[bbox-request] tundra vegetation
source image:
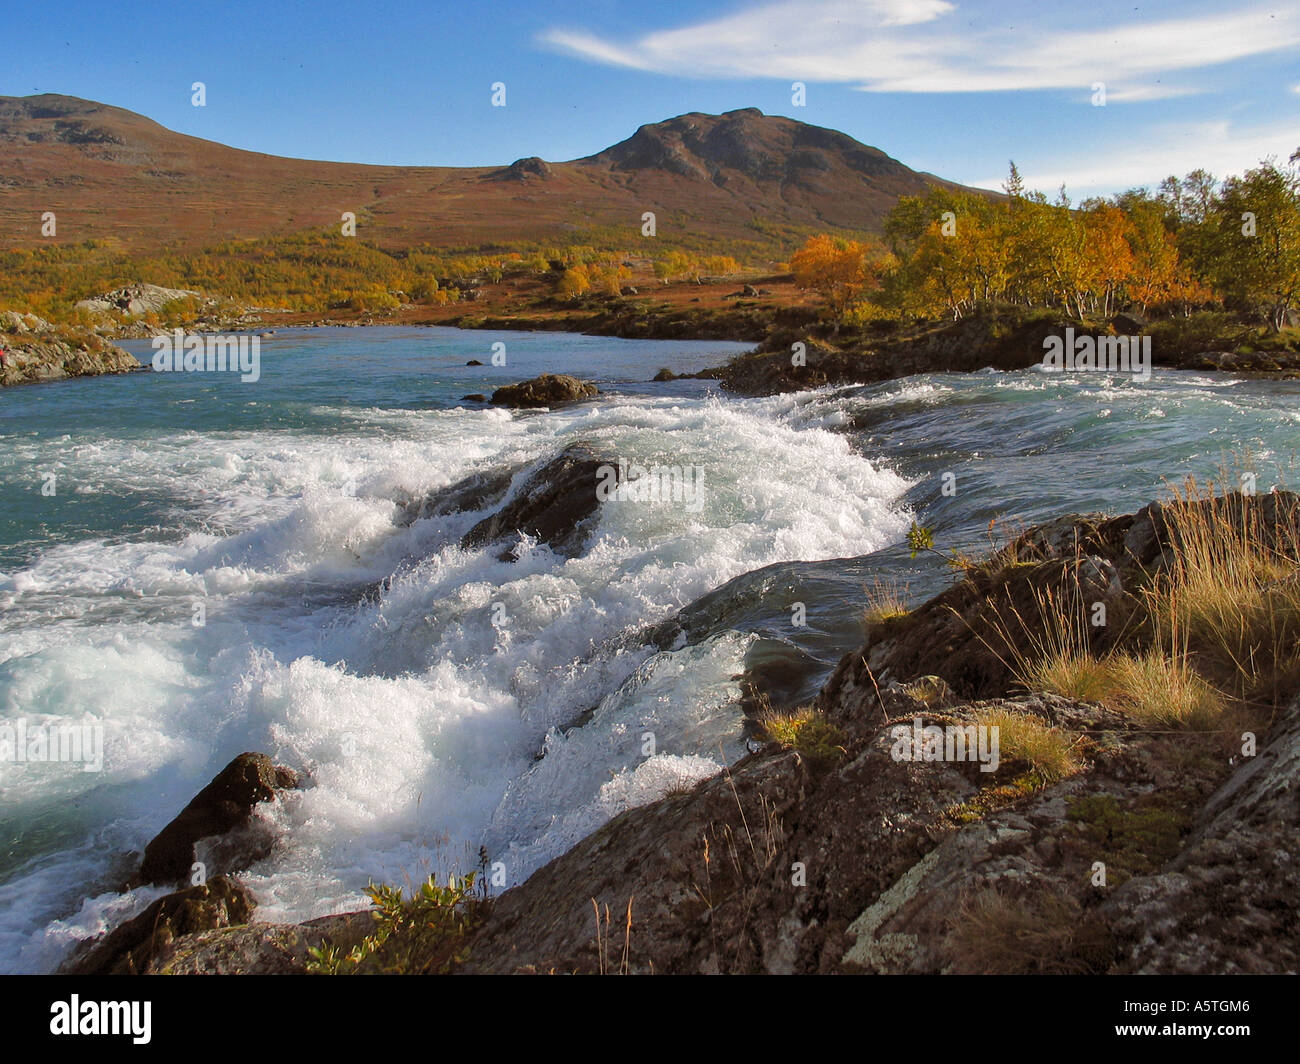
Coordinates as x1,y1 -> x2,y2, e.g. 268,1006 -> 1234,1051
3,159 -> 1297,351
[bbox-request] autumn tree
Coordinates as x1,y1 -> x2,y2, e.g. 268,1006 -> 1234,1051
1080,202 -> 1135,317
558,262 -> 592,299
791,234 -> 880,315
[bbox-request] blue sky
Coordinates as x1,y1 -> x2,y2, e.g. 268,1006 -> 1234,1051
8,0 -> 1299,197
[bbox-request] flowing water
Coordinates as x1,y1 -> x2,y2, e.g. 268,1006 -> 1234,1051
2,325 -> 1297,972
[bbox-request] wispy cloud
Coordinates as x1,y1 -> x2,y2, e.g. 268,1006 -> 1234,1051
972,118 -> 1300,196
542,1 -> 1300,101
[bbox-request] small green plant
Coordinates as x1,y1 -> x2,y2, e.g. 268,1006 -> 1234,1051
906,522 -> 936,556
307,872 -> 485,975
906,522 -> 977,573
1066,794 -> 1188,881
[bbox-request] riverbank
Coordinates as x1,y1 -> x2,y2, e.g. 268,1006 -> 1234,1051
195,298 -> 1300,392
16,270 -> 1300,395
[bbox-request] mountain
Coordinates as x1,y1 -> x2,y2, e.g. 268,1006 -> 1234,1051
0,94 -> 981,252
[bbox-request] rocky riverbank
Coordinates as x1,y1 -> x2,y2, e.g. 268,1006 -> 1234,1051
64,484 -> 1300,975
715,310 -> 1300,396
0,312 -> 141,387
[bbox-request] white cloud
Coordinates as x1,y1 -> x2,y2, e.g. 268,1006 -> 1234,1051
1100,85 -> 1200,103
541,1 -> 1300,101
971,118 -> 1300,196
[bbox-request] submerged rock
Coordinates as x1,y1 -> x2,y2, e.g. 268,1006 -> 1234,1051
461,441 -> 620,559
395,464 -> 519,527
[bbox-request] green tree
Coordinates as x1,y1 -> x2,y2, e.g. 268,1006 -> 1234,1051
1207,160 -> 1300,330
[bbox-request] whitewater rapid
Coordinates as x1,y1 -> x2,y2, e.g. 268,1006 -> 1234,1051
0,384 -> 911,973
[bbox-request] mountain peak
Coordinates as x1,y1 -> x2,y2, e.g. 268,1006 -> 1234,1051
582,107 -> 904,188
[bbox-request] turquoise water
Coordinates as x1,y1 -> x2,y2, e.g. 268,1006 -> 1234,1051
1,325 -> 1297,973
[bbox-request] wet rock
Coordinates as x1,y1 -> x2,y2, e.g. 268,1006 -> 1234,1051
396,465 -> 519,527
138,753 -> 299,886
461,442 -> 619,559
490,373 -> 598,408
460,752 -> 814,973
461,393 -> 487,402
64,876 -> 255,975
146,911 -> 372,975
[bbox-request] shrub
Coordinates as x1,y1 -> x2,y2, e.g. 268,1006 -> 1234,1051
306,873 -> 485,975
1144,311 -> 1248,358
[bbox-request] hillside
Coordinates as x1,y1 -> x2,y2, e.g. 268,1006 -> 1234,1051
0,94 -> 981,253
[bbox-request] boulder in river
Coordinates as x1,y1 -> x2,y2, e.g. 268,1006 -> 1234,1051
490,373 -> 598,408
461,441 -> 620,559
138,752 -> 300,886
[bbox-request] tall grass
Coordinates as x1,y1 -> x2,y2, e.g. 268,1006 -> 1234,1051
1144,481 -> 1300,708
982,583 -> 1115,703
971,705 -> 1083,783
972,478 -> 1299,732
861,577 -> 910,629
